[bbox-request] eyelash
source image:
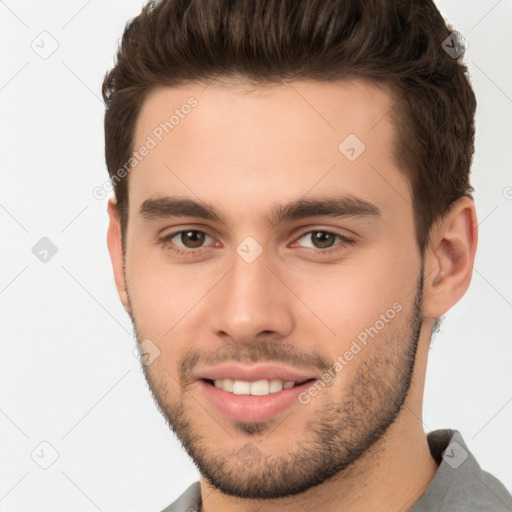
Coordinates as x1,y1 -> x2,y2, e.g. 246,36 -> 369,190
159,229 -> 355,257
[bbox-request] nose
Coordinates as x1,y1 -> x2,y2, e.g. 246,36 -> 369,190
208,246 -> 295,345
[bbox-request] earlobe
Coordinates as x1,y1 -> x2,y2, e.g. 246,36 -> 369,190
106,198 -> 130,312
422,196 -> 478,319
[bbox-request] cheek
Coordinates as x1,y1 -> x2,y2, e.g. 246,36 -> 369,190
287,245 -> 418,355
125,245 -> 213,338
126,258 -> 210,382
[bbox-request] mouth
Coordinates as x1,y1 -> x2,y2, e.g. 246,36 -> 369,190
192,363 -> 320,423
203,377 -> 315,396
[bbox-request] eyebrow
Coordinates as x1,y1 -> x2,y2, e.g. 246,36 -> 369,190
139,194 -> 381,228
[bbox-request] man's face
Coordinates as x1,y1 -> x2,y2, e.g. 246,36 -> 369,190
119,79 -> 426,498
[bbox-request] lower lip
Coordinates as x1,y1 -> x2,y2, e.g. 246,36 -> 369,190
198,379 -> 316,423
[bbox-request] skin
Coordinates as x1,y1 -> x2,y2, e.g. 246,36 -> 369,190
107,79 -> 478,511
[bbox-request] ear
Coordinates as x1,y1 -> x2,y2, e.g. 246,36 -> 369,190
422,195 -> 478,319
107,198 -> 130,312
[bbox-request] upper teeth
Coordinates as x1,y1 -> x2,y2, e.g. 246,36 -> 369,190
213,379 -> 296,395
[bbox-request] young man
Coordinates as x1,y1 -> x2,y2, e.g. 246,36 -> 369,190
102,0 -> 511,510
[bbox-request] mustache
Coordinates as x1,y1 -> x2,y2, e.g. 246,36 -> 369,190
178,340 -> 332,384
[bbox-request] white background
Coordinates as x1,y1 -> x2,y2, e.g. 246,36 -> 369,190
0,1 -> 511,510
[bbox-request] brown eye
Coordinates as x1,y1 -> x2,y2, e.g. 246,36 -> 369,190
297,230 -> 341,249
178,230 -> 206,248
292,230 -> 355,256
309,231 -> 336,249
161,230 -> 215,253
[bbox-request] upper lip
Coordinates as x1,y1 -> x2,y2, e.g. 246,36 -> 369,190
194,363 -> 318,384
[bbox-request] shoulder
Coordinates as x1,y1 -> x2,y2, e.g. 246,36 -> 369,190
159,481 -> 202,512
412,429 -> 512,512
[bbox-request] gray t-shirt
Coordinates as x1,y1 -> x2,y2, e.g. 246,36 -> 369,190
161,429 -> 512,511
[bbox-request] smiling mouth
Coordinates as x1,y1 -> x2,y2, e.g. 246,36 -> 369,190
203,378 -> 316,396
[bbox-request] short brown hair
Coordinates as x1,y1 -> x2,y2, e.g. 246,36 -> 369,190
102,0 -> 476,254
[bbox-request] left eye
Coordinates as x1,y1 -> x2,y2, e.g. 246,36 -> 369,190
167,230 -> 215,249
294,230 -> 348,250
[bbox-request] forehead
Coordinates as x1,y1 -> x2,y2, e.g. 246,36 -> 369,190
129,79 -> 409,223
133,79 -> 395,153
